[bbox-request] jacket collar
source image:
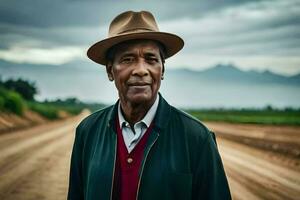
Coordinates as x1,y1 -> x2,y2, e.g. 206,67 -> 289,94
108,93 -> 171,132
153,93 -> 171,131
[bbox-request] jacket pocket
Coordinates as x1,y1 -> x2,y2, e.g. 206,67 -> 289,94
166,172 -> 192,199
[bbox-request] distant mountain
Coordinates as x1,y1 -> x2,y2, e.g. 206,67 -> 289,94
289,73 -> 300,82
1,60 -> 299,84
1,60 -> 299,87
169,64 -> 300,85
1,60 -> 300,108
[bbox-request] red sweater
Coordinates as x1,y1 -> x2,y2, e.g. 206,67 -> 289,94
113,116 -> 154,200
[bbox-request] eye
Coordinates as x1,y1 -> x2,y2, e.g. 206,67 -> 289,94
121,56 -> 134,64
146,56 -> 159,63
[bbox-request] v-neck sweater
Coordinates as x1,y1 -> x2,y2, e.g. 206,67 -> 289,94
113,115 -> 154,200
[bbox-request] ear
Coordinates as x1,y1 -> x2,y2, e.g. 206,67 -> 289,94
106,62 -> 114,81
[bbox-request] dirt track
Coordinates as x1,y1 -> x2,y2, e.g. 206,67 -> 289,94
0,112 -> 87,200
0,113 -> 299,200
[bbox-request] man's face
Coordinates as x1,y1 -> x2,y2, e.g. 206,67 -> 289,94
106,40 -> 164,106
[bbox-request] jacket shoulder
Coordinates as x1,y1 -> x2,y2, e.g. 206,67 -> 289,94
76,105 -> 114,132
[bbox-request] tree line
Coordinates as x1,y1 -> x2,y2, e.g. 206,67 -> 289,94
0,77 -> 38,101
0,77 -> 105,118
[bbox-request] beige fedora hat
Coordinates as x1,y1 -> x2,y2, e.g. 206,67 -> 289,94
87,10 -> 184,65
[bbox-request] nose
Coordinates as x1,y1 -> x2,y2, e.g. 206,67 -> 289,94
132,59 -> 149,77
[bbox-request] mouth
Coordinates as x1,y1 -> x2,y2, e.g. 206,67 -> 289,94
127,82 -> 151,87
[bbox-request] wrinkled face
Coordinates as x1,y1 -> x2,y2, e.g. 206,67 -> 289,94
106,40 -> 164,106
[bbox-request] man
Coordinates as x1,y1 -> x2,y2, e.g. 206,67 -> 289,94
68,10 -> 231,200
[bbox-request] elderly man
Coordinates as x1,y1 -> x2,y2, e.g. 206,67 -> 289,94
68,11 -> 231,200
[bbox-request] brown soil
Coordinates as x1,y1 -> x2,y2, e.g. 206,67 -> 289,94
0,115 -> 299,200
0,110 -> 48,134
0,110 -> 90,200
206,122 -> 300,158
219,138 -> 300,200
206,122 -> 300,200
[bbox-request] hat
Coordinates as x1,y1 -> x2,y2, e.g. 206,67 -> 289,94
87,10 -> 184,65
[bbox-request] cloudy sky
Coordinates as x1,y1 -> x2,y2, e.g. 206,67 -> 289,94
0,0 -> 300,75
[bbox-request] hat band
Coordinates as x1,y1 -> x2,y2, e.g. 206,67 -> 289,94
117,28 -> 155,35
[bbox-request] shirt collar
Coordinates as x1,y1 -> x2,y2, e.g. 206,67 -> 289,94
118,95 -> 160,128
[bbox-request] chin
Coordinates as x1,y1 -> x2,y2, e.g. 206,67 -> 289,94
127,93 -> 152,104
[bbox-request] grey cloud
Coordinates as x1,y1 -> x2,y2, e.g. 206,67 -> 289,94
174,1 -> 300,57
186,24 -> 300,51
1,0 -> 299,74
0,0 -> 262,28
0,23 -> 105,49
0,0 -> 286,50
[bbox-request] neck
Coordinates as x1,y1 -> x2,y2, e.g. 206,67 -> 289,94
120,95 -> 157,126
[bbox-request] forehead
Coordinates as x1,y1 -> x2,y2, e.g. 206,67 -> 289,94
113,40 -> 161,56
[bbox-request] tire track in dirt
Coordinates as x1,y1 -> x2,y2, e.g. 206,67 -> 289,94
218,138 -> 300,200
0,112 -> 88,200
206,122 -> 300,158
0,126 -> 75,199
1,113 -> 299,200
0,123 -> 75,175
2,133 -> 73,200
225,174 -> 261,200
0,117 -> 79,150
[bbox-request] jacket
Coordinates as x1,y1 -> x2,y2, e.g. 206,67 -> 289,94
68,94 -> 231,200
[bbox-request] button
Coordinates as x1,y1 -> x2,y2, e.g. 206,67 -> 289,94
127,158 -> 133,164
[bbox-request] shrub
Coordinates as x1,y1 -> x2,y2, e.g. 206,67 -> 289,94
3,90 -> 25,115
3,78 -> 38,101
27,102 -> 59,119
0,96 -> 5,110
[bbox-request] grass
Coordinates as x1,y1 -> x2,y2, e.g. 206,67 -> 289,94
26,101 -> 63,119
187,109 -> 300,126
0,87 -> 25,115
26,100 -> 105,120
0,87 -> 105,120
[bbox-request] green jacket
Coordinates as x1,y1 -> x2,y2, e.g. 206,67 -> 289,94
68,94 -> 231,200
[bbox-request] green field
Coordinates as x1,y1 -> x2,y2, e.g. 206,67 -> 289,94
187,109 -> 300,126
26,100 -> 105,119
2,84 -> 300,125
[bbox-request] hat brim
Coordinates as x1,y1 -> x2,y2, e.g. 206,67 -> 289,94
87,31 -> 184,65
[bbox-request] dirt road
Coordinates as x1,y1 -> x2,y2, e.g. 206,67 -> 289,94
206,122 -> 300,200
0,112 -> 87,200
0,113 -> 299,200
219,139 -> 300,200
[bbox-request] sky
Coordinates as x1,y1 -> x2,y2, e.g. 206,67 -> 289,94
0,0 -> 300,75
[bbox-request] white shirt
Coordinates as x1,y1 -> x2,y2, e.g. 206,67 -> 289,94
118,95 -> 159,153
